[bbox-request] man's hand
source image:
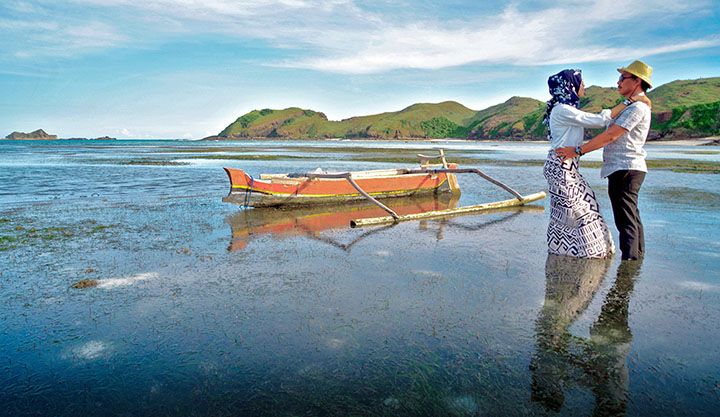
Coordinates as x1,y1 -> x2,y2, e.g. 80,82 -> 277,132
555,147 -> 577,160
555,125 -> 628,161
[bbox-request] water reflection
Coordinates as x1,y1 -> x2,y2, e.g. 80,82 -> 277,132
226,194 -> 460,251
532,255 -> 642,415
226,195 -> 542,252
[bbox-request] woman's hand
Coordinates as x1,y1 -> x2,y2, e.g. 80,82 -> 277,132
555,147 -> 577,160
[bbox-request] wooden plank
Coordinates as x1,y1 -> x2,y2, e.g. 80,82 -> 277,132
259,173 -> 287,179
342,169 -> 403,178
350,191 -> 546,228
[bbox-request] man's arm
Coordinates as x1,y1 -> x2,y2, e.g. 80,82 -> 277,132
555,124 -> 629,159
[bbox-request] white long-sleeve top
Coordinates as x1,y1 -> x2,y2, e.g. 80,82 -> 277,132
548,103 -> 613,149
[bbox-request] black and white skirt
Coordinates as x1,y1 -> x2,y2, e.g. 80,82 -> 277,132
544,151 -> 615,258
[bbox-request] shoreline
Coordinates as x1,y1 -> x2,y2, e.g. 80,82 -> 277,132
4,136 -> 718,145
646,137 -> 718,146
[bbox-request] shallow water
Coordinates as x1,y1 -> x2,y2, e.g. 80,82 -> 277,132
1,139 -> 719,416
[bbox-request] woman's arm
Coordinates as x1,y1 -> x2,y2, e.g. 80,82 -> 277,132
555,124 -> 629,159
554,105 -> 612,129
632,93 -> 652,108
609,94 -> 652,118
609,102 -> 627,119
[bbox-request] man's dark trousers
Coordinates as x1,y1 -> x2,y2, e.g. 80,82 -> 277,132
608,170 -> 646,260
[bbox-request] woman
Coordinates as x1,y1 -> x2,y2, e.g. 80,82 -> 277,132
543,69 -> 633,258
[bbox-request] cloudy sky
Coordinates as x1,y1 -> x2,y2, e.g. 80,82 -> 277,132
1,0 -> 719,138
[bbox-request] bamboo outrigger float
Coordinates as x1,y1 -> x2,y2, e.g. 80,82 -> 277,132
223,150 -> 545,227
349,191 -> 545,227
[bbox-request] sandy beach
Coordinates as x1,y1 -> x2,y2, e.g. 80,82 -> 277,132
648,136 -> 719,146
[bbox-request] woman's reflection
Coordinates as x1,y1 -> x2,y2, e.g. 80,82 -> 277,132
531,255 -> 642,415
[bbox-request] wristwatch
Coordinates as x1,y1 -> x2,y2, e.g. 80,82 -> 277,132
575,146 -> 584,156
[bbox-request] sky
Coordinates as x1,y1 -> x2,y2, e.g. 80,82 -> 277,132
1,0 -> 719,139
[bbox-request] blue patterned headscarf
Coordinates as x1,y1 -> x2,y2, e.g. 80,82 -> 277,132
543,69 -> 583,127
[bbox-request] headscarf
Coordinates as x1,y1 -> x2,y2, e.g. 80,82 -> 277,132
543,69 -> 583,127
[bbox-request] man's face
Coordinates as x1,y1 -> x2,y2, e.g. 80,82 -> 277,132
617,71 -> 641,96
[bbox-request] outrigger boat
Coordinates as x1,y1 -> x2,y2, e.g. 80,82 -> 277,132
223,150 -> 545,227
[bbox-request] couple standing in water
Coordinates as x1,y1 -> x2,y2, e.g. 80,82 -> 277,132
544,60 -> 653,261
537,61 -> 652,412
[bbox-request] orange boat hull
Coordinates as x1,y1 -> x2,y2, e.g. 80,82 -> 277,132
223,165 -> 459,207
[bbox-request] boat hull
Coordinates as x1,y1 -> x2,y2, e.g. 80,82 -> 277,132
223,166 -> 459,207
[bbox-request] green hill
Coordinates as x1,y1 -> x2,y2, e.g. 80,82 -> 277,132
466,97 -> 545,140
218,108 -> 330,139
647,77 -> 720,112
579,86 -> 623,112
213,101 -> 477,140
645,78 -> 720,139
334,101 -> 476,139
209,77 -> 720,141
651,100 -> 720,138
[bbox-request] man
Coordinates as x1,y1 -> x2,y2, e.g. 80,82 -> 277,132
556,60 -> 653,260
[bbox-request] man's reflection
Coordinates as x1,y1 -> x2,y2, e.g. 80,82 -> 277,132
586,260 -> 642,416
531,255 -> 643,415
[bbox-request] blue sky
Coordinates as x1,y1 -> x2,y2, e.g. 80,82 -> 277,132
1,0 -> 719,139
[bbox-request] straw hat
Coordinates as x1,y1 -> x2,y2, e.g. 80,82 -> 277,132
617,60 -> 653,87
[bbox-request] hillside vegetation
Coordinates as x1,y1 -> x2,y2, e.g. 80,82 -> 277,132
208,77 -> 720,141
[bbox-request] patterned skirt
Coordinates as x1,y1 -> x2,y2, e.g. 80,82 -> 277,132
544,151 -> 615,258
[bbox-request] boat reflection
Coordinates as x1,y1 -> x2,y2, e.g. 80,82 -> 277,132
531,256 -> 643,415
226,193 -> 461,252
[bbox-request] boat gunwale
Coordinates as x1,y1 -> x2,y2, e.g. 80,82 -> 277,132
229,179 -> 449,198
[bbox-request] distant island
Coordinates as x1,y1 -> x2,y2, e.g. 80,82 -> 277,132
5,129 -> 58,140
205,77 -> 720,141
3,130 -> 116,141
63,136 -> 117,141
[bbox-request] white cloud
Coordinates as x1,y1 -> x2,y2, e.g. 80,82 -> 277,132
279,3 -> 720,73
2,0 -> 717,72
541,37 -> 720,66
1,17 -> 126,58
0,18 -> 59,31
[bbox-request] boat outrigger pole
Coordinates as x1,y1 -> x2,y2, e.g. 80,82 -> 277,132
399,167 -> 524,200
302,171 -> 401,220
